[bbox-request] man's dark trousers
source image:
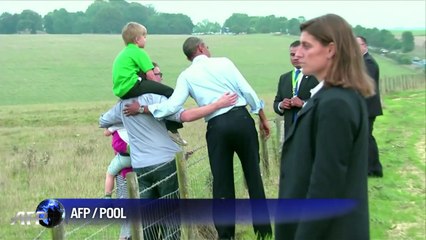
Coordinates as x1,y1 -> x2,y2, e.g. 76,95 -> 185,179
368,117 -> 383,177
206,107 -> 272,239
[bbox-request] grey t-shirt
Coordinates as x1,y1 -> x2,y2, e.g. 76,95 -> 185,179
99,94 -> 183,168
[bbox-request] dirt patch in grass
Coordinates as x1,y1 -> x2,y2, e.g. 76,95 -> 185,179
399,164 -> 425,195
388,222 -> 420,240
415,137 -> 425,164
389,136 -> 426,239
397,136 -> 426,195
414,136 -> 426,191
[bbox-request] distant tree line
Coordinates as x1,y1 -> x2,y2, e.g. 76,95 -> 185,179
0,0 -> 193,34
0,0 -> 415,53
353,25 -> 415,53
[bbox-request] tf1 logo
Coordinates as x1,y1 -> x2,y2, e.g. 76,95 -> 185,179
10,211 -> 47,225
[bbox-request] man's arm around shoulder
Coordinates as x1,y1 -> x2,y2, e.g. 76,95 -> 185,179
180,93 -> 238,122
124,92 -> 238,123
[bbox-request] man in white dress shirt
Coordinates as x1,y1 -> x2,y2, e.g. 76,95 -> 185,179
124,37 -> 272,240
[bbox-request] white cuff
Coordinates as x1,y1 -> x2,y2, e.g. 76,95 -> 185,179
277,101 -> 285,113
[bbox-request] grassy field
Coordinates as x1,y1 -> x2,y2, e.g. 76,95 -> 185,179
0,34 -> 422,106
0,34 -> 425,239
368,90 -> 425,239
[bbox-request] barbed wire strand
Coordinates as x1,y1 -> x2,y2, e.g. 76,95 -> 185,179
136,162 -> 170,180
139,171 -> 177,194
32,228 -> 46,240
35,133 -> 269,239
187,154 -> 209,168
84,222 -> 115,240
64,219 -> 95,237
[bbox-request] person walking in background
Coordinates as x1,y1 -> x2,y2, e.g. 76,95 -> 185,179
357,36 -> 384,178
273,40 -> 318,137
275,14 -> 375,240
124,36 -> 272,240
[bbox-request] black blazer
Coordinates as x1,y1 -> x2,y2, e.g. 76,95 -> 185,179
364,52 -> 383,117
273,71 -> 318,135
276,86 -> 370,240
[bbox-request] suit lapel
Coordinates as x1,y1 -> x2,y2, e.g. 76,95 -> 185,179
298,76 -> 317,98
284,98 -> 315,142
297,97 -> 315,119
283,73 -> 293,97
284,87 -> 324,142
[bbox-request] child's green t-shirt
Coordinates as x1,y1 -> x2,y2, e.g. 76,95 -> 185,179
112,43 -> 154,97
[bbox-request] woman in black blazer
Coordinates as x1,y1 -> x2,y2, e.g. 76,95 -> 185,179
275,14 -> 375,240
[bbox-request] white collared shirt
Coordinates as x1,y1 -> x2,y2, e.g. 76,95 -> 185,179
298,81 -> 324,108
277,68 -> 307,113
148,55 -> 264,121
310,81 -> 324,98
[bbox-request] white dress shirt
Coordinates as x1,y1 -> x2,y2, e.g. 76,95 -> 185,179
148,55 -> 264,121
276,68 -> 305,113
310,80 -> 324,97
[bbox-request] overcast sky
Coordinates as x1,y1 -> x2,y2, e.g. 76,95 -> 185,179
1,1 -> 425,30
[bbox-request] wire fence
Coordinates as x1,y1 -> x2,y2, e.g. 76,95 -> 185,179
32,117 -> 281,240
380,74 -> 425,95
32,74 -> 424,239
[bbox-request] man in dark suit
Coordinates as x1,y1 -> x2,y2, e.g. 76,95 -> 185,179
357,36 -> 384,177
273,40 -> 319,137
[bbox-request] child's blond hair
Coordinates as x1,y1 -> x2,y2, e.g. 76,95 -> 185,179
121,22 -> 147,45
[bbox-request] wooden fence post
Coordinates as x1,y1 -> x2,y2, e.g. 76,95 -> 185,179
51,222 -> 65,240
387,76 -> 391,94
381,77 -> 387,95
126,172 -> 143,240
403,75 -> 408,90
391,76 -> 395,93
259,134 -> 270,178
274,116 -> 283,163
270,125 -> 278,166
382,74 -> 426,96
176,151 -> 189,199
394,76 -> 398,92
175,151 -> 194,240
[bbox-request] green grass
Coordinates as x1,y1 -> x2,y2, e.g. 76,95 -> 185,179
1,91 -> 424,239
0,34 -> 424,239
0,34 -> 422,106
372,54 -> 420,76
368,90 -> 425,240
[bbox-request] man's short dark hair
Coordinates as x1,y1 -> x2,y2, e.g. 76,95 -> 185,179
183,37 -> 204,60
290,40 -> 301,48
357,36 -> 367,45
